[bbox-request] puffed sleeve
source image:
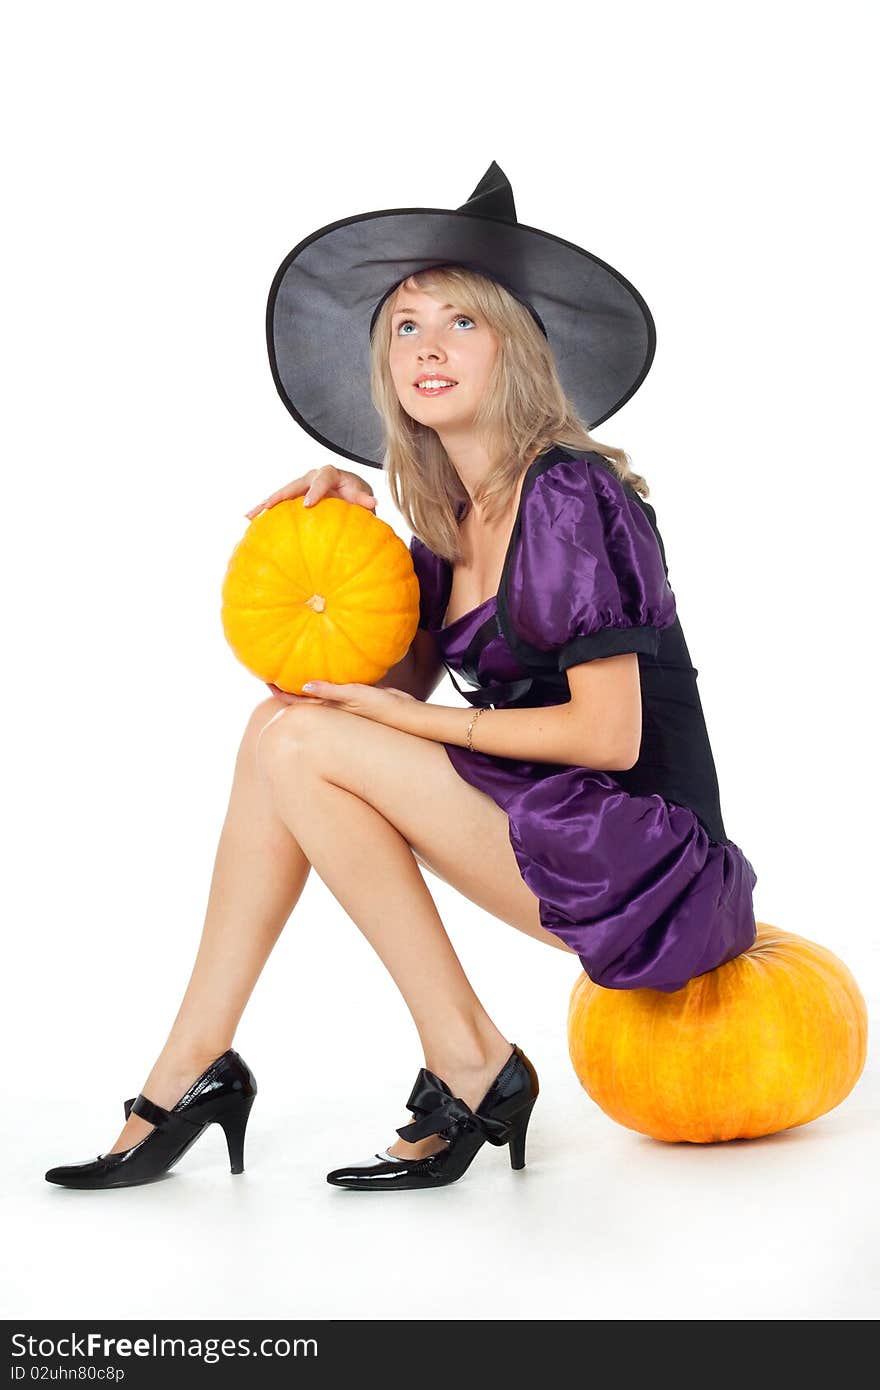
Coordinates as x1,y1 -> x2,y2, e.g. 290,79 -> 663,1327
409,533 -> 448,632
503,455 -> 677,670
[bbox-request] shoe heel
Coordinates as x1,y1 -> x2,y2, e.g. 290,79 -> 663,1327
217,1094 -> 256,1174
508,1098 -> 536,1171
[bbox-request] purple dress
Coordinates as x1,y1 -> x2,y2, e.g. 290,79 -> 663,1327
409,445 -> 758,994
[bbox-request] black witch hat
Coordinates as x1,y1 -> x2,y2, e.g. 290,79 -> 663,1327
266,161 -> 655,470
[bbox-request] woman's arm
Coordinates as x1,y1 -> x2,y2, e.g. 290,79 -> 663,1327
374,629 -> 446,702
390,653 -> 641,772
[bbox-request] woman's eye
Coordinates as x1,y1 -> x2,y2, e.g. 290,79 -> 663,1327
396,315 -> 475,336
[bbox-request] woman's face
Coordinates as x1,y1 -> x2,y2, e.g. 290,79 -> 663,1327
387,281 -> 499,432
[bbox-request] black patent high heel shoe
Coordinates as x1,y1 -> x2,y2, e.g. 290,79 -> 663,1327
44,1049 -> 257,1190
326,1043 -> 539,1191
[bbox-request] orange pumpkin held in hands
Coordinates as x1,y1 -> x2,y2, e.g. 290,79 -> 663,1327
567,921 -> 868,1143
221,497 -> 420,694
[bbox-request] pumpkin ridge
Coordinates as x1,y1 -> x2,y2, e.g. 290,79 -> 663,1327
225,597 -> 307,613
297,498 -> 373,601
328,536 -> 401,600
330,574 -> 412,604
235,537 -> 311,595
331,599 -> 417,619
291,502 -> 325,593
274,608 -> 317,685
319,611 -> 388,669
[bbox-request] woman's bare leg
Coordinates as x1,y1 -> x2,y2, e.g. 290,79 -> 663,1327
257,711 -> 520,1162
106,698 -> 305,1153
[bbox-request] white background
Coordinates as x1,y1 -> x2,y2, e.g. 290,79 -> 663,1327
3,0 -> 877,1323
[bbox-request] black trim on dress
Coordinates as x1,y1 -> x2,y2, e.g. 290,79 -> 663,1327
442,609 -> 568,709
558,625 -> 660,669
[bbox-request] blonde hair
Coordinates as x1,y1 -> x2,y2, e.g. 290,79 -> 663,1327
369,264 -> 650,563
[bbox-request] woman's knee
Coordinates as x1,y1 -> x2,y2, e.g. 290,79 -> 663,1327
236,696 -> 292,772
255,701 -> 351,782
253,699 -> 327,779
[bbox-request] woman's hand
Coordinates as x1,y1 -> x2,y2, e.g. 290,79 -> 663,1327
295,681 -> 420,726
264,682 -> 327,706
246,464 -> 378,520
264,682 -> 420,729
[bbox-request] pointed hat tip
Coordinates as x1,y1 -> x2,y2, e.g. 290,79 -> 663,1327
460,160 -> 516,222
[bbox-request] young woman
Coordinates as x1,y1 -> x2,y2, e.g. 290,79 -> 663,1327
44,168 -> 758,1192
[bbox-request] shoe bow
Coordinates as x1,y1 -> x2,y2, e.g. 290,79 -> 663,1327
395,1069 -> 511,1146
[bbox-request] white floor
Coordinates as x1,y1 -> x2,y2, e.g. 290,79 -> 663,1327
7,1023 -> 878,1321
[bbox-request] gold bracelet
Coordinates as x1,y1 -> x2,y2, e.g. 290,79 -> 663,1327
466,705 -> 490,752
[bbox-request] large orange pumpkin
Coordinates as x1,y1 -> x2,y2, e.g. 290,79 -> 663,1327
221,497 -> 420,694
567,921 -> 868,1143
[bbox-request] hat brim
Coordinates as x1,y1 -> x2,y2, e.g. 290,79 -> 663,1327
267,206 -> 655,470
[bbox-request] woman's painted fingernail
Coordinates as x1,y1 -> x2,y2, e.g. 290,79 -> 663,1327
303,682 -> 316,690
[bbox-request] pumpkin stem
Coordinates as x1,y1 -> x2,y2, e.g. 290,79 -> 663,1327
306,594 -> 327,614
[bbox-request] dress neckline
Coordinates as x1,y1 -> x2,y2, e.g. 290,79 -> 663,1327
439,592 -> 496,634
437,445 -> 558,632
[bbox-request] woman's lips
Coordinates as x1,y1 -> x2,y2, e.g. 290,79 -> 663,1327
414,382 -> 458,396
